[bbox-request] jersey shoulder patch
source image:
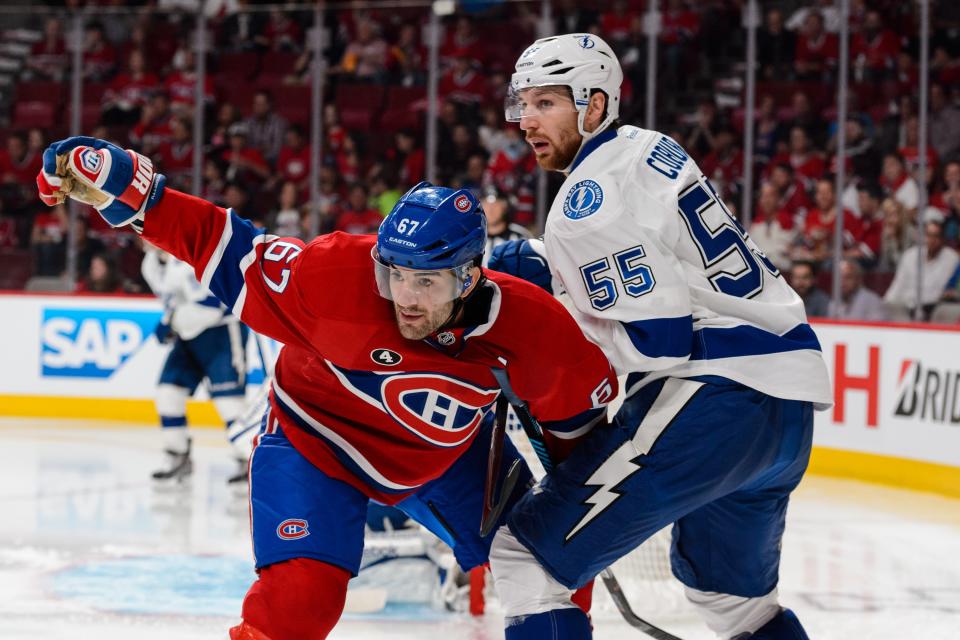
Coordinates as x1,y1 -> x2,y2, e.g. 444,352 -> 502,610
562,179 -> 605,220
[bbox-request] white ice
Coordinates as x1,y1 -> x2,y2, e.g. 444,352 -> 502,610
1,418 -> 958,639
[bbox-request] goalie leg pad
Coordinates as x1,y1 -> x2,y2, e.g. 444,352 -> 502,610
239,558 -> 350,640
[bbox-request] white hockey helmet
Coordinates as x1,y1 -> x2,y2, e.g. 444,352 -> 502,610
507,33 -> 623,138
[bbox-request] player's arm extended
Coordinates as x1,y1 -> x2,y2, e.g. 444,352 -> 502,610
36,136 -> 315,349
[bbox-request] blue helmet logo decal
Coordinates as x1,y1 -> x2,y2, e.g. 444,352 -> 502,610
563,180 -> 604,220
578,35 -> 595,49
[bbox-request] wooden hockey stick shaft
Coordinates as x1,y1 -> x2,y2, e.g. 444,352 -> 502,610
488,367 -> 683,640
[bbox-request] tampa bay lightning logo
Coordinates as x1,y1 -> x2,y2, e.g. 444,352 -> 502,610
563,180 -> 604,219
578,35 -> 595,49
330,364 -> 499,448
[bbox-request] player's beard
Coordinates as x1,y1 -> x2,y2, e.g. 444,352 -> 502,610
394,300 -> 455,340
531,126 -> 583,172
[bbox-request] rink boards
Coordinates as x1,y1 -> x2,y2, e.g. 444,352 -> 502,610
1,292 -> 958,496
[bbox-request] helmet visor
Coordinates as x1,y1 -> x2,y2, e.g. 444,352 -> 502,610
373,251 -> 473,304
504,84 -> 579,122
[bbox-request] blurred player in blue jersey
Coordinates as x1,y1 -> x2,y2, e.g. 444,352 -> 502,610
140,240 -> 252,485
488,34 -> 833,639
37,142 -> 616,640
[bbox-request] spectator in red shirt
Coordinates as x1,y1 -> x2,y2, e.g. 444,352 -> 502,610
852,10 -> 900,82
129,91 -> 173,156
221,123 -> 271,184
485,127 -> 538,225
0,131 -> 42,189
334,184 -> 382,235
165,49 -> 215,117
102,49 -> 161,126
31,202 -> 68,276
25,17 -> 67,82
848,182 -> 885,268
76,252 -> 125,293
262,8 -> 303,52
793,177 -> 862,265
156,116 -> 194,192
392,130 -> 425,188
794,10 -> 838,81
600,0 -> 637,45
439,54 -> 486,107
440,16 -> 484,66
275,125 -> 311,193
83,22 -> 116,82
660,0 -> 701,91
769,163 -> 813,220
771,127 -> 827,191
699,127 -> 743,204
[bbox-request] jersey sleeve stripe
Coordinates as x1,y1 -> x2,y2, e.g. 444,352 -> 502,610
690,323 -> 821,360
199,209 -> 233,292
205,211 -> 266,311
621,315 -> 693,359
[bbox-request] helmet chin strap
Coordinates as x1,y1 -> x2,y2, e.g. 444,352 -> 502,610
560,108 -> 616,175
431,271 -> 486,337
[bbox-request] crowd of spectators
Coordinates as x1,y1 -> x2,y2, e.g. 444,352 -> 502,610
1,1 -> 960,323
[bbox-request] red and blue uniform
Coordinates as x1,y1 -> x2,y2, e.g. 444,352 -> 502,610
141,188 -> 616,572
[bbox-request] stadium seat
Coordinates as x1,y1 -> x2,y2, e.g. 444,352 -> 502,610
334,83 -> 386,130
16,81 -> 65,106
274,85 -> 312,128
13,100 -> 57,129
0,248 -> 34,290
260,51 -> 299,77
378,85 -> 426,132
217,51 -> 260,80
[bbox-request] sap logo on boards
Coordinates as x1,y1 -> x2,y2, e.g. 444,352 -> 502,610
41,307 -> 161,378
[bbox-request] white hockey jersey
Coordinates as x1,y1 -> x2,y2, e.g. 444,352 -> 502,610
141,249 -> 233,341
545,126 -> 832,408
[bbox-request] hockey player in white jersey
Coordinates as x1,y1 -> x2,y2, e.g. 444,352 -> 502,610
488,34 -> 832,639
141,242 -> 253,485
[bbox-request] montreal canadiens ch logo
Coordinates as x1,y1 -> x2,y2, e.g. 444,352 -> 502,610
453,194 -> 472,212
277,518 -> 310,540
381,374 -> 499,447
563,180 -> 604,219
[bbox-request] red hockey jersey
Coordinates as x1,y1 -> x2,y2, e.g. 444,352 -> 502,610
143,189 -> 617,503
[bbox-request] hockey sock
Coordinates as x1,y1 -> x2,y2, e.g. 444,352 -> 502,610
504,607 -> 592,640
239,558 -> 350,640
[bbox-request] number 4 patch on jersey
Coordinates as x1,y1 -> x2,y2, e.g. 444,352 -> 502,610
371,348 -> 403,366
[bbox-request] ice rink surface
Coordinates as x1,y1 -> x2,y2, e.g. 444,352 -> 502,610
1,417 -> 958,640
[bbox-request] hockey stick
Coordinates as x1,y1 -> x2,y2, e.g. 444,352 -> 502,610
480,394 -> 523,537
489,367 -> 683,640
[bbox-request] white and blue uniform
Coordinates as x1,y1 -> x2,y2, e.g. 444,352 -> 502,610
494,127 -> 832,638
141,250 -> 249,443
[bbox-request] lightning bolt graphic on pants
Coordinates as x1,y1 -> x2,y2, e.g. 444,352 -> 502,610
565,441 -> 641,541
563,378 -> 705,543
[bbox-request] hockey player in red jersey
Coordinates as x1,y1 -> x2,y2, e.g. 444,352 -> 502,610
37,136 -> 617,640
